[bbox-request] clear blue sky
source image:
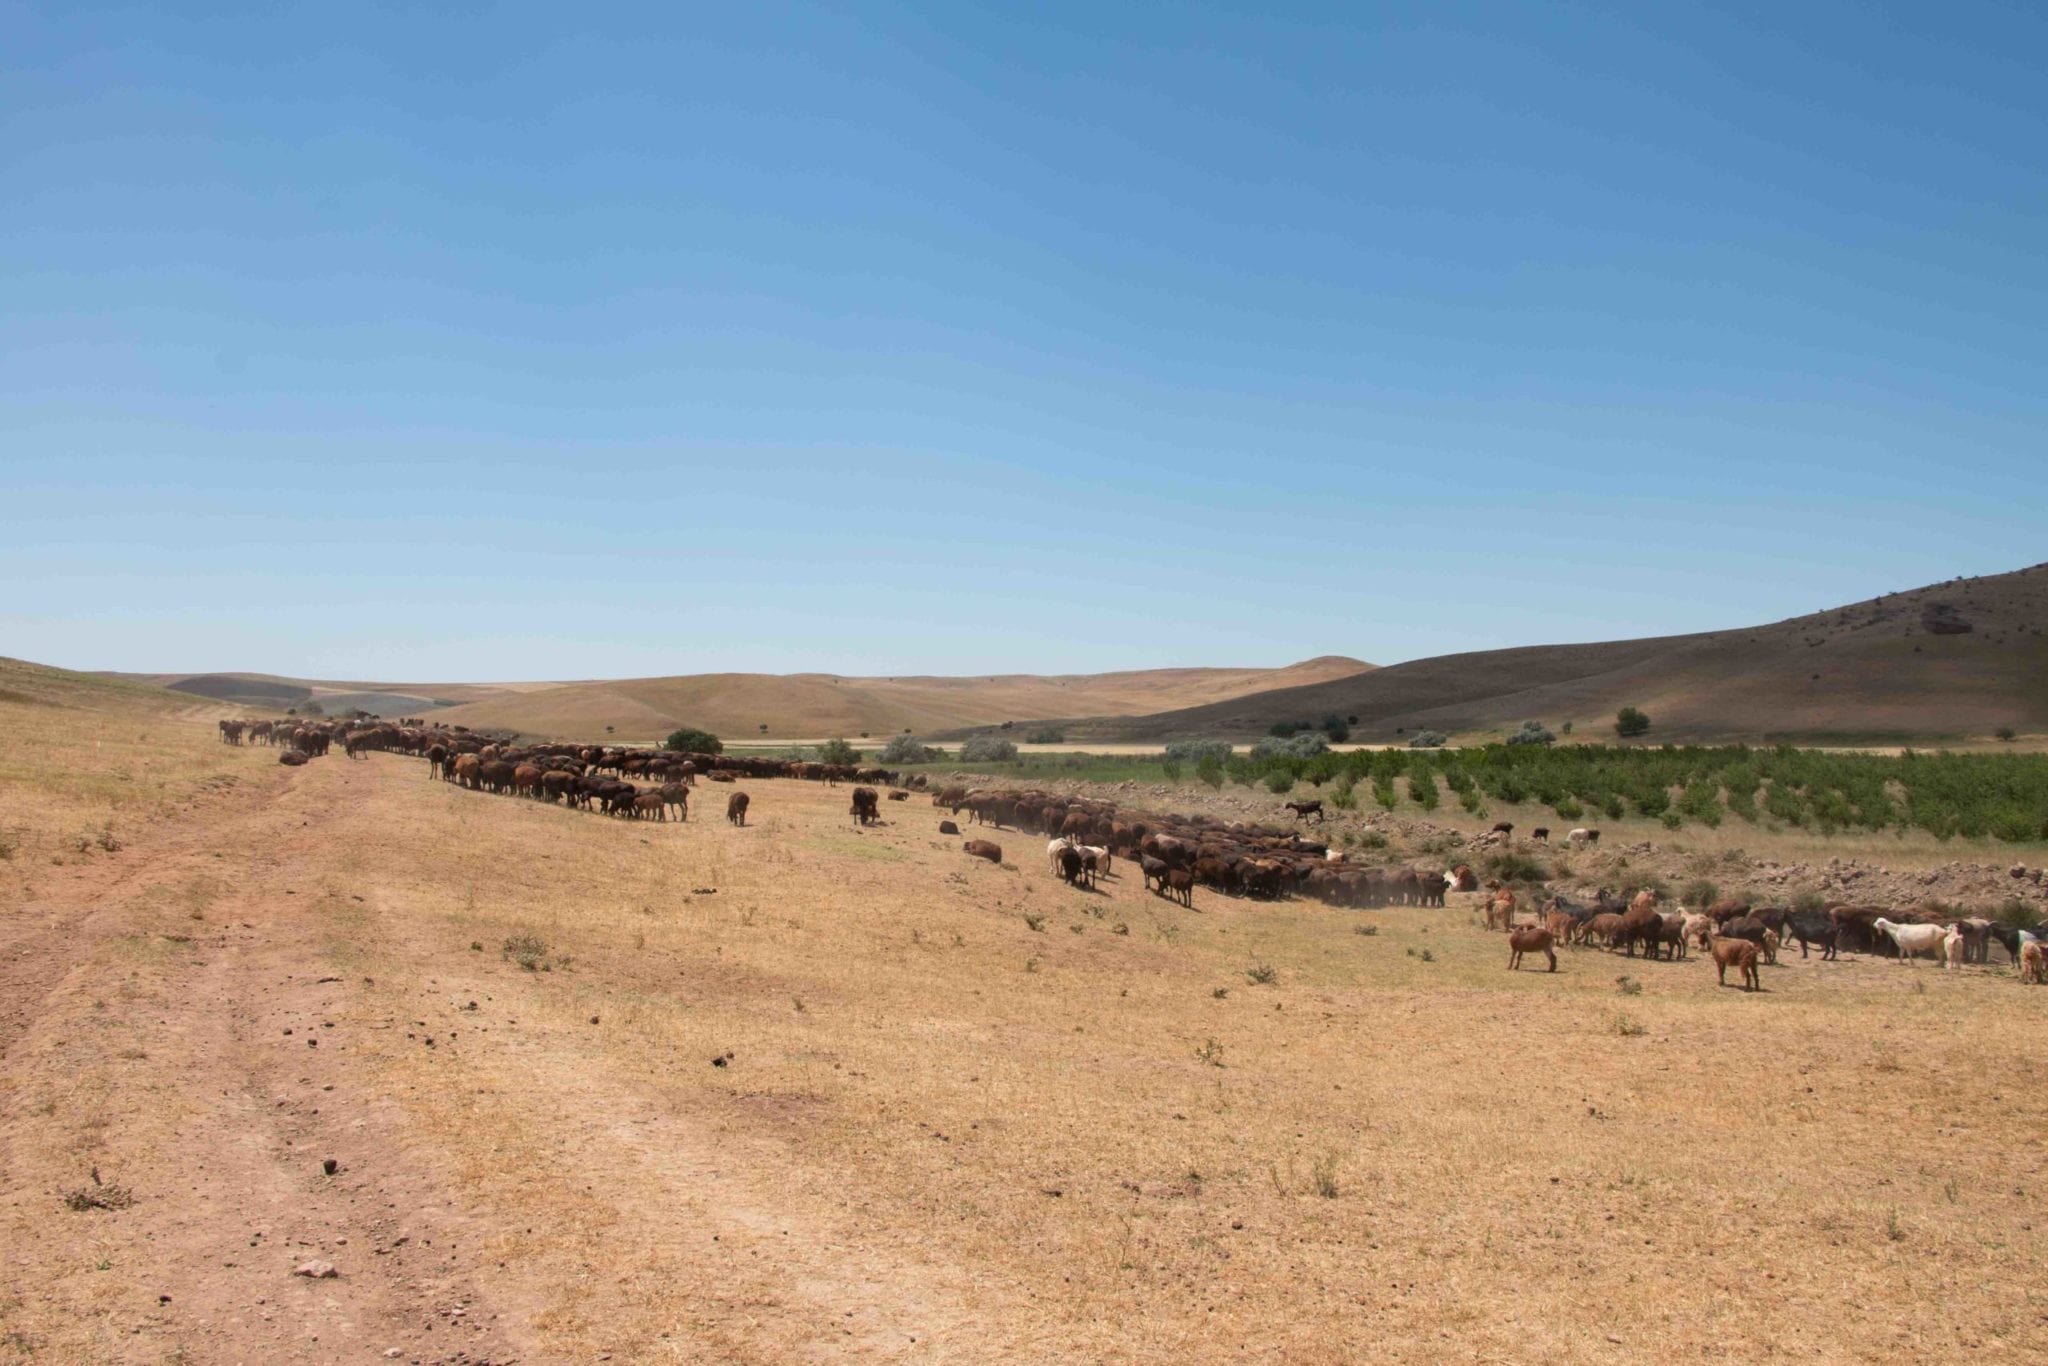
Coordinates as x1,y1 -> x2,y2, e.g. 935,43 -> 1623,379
5,1 -> 2043,681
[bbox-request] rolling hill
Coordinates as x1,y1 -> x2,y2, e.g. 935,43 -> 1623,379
1071,563 -> 2048,744
103,658 -> 1377,741
1,656 -> 235,717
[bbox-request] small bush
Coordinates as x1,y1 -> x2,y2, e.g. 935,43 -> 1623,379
1265,772 -> 1295,794
63,1183 -> 135,1212
1660,811 -> 1683,830
1408,730 -> 1447,748
1268,721 -> 1303,738
1310,1153 -> 1341,1199
1996,726 -> 2017,742
1615,975 -> 1642,996
1023,913 -> 1046,932
815,738 -> 861,765
1354,923 -> 1379,936
1615,707 -> 1651,738
1681,878 -> 1719,909
1024,726 -> 1065,744
1196,756 -> 1225,789
663,727 -> 723,755
1319,714 -> 1351,742
1506,721 -> 1556,747
0,829 -> 18,861
1246,962 -> 1278,986
1161,759 -> 1184,781
1356,830 -> 1389,850
1486,851 -> 1551,883
1252,733 -> 1329,761
1166,740 -> 1234,766
502,933 -> 549,971
1407,773 -> 1440,810
1615,1014 -> 1648,1037
1195,1037 -> 1225,1066
879,734 -> 940,764
959,736 -> 1019,763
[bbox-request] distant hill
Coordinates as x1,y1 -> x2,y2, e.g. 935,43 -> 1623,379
1074,563 -> 2048,744
424,657 -> 1375,740
97,657 -> 1376,740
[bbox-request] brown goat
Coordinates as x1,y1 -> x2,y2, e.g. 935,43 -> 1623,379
1508,925 -> 1557,972
1710,936 -> 1761,992
726,791 -> 750,826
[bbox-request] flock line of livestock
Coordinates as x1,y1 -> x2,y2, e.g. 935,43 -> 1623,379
223,719 -> 2048,987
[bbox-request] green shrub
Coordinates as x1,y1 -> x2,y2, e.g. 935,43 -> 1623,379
1505,721 -> 1555,747
1485,851 -> 1550,883
1407,773 -> 1440,810
1196,755 -> 1225,789
1166,740 -> 1234,766
878,734 -> 940,764
1615,707 -> 1651,738
815,738 -> 861,765
958,736 -> 1018,763
1681,878 -> 1718,909
1252,733 -> 1329,761
1373,776 -> 1399,810
1266,771 -> 1296,794
664,727 -> 723,754
1024,726 -> 1066,744
1409,730 -> 1447,749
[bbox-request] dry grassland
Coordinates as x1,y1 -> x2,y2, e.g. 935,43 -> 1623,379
4,701 -> 2048,1362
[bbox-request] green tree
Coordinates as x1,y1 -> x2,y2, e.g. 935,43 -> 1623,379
664,727 -> 723,754
1615,707 -> 1651,738
816,738 -> 860,765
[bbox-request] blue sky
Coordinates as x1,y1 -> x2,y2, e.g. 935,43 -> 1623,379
4,1 -> 2043,681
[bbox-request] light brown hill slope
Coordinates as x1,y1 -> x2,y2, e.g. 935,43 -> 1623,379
426,656 -> 1374,740
1077,564 -> 2048,743
1,656 -> 232,718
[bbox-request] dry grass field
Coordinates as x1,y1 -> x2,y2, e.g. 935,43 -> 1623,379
5,679 -> 2048,1362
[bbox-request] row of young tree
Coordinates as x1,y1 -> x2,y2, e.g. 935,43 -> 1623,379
1199,741 -> 2048,842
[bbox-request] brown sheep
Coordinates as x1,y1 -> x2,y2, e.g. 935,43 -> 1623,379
963,839 -> 1002,864
726,791 -> 750,826
1508,925 -> 1556,972
1710,936 -> 1761,991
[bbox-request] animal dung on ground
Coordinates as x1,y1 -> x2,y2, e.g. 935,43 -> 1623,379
711,1051 -> 734,1068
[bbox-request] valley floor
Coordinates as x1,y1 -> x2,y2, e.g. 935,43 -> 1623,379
3,718 -> 2047,1362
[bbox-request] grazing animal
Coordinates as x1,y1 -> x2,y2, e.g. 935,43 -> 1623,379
2020,940 -> 2048,985
1786,910 -> 1839,960
1141,855 -> 1171,895
1485,888 -> 1517,932
1761,928 -> 1780,966
1417,871 -> 1450,907
278,749 -> 308,767
726,791 -> 751,826
963,839 -> 1002,864
1544,909 -> 1574,945
659,783 -> 689,820
1058,846 -> 1087,886
1566,827 -> 1600,846
850,786 -> 880,826
1448,864 -> 1478,892
1165,867 -> 1194,908
1076,844 -> 1112,878
1873,917 -> 1947,964
1507,925 -> 1557,972
1530,827 -> 1550,843
1490,822 -> 1515,839
1710,937 -> 1761,991
1584,912 -> 1625,947
1046,838 -> 1077,876
219,719 -> 244,745
938,819 -> 960,835
1284,800 -> 1325,824
1943,925 -> 1965,972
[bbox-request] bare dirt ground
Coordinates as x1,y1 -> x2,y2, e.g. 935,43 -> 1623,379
6,713 -> 2048,1362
